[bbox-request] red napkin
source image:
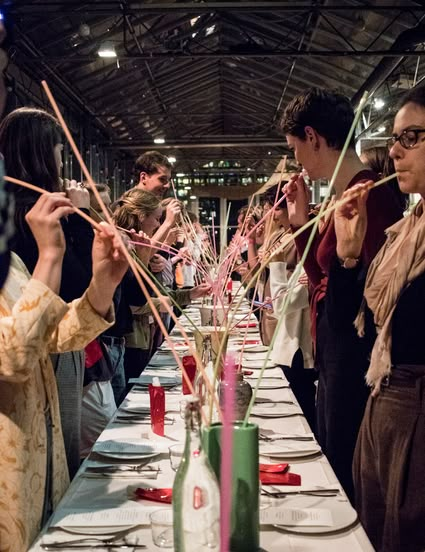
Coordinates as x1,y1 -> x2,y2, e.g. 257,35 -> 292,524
244,339 -> 261,345
260,472 -> 301,485
182,355 -> 197,395
135,487 -> 172,504
259,463 -> 289,473
236,322 -> 257,328
85,340 -> 103,368
242,370 -> 254,376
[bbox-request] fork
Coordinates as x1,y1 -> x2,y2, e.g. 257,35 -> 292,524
85,464 -> 160,474
261,488 -> 340,499
259,432 -> 314,442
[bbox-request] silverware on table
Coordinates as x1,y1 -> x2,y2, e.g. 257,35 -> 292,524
41,543 -> 146,550
85,465 -> 160,474
259,433 -> 314,442
261,488 -> 340,499
255,398 -> 294,405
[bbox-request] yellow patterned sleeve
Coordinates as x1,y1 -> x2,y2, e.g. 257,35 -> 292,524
49,290 -> 114,353
0,278 -> 69,382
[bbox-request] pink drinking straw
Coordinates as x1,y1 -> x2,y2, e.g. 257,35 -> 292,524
220,353 -> 237,552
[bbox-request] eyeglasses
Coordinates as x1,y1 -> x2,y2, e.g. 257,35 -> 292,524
387,128 -> 425,150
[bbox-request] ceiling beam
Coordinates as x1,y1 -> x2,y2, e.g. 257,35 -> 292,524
102,137 -> 285,150
16,48 -> 425,61
9,3 -> 425,15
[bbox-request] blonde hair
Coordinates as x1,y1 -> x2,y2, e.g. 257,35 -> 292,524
113,189 -> 161,232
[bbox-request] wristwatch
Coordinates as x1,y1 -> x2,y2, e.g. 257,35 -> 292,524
338,256 -> 360,269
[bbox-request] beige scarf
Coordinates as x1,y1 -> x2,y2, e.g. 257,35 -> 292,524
355,200 -> 425,393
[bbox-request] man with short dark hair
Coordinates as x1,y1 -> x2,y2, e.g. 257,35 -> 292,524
134,150 -> 172,198
280,87 -> 404,502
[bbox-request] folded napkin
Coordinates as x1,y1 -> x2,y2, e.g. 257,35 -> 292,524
135,487 -> 172,504
259,441 -> 321,456
259,463 -> 289,473
260,472 -> 301,485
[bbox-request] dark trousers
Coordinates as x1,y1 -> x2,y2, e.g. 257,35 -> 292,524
279,349 -> 317,433
315,309 -> 369,504
353,368 -> 425,552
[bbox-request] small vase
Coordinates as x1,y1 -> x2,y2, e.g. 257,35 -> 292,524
219,372 -> 252,421
203,422 -> 259,552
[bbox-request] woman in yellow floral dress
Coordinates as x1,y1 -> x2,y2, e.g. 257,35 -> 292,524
0,181 -> 128,551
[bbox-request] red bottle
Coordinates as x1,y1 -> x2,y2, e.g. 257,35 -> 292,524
149,377 -> 165,436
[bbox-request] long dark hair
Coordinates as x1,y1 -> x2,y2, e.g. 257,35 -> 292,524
0,107 -> 63,234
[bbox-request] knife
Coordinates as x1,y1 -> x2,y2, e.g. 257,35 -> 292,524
41,544 -> 146,550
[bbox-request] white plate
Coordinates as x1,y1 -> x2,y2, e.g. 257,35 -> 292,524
94,450 -> 161,461
254,379 -> 290,389
59,524 -> 137,535
120,405 -> 150,415
274,496 -> 357,534
260,441 -> 321,458
251,405 -> 303,418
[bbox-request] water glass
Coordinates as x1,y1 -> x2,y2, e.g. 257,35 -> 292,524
169,443 -> 185,472
150,509 -> 173,548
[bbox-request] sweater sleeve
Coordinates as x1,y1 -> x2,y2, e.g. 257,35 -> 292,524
49,290 -> 114,353
269,261 -> 309,316
293,226 -> 324,289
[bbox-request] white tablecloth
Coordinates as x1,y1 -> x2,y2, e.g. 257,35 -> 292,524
30,305 -> 374,551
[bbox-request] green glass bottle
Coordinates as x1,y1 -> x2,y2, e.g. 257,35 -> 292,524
172,399 -> 220,552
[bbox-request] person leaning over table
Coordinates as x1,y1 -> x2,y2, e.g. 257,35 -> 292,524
0,185 -> 128,551
329,85 -> 425,552
113,188 -> 210,386
280,87 -> 405,501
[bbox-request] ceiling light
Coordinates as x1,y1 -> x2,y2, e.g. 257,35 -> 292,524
98,41 -> 117,58
168,156 -> 176,163
154,137 -> 165,144
205,25 -> 216,36
190,195 -> 197,200
176,173 -> 185,177
377,126 -> 386,133
184,186 -> 191,190
374,98 -> 385,110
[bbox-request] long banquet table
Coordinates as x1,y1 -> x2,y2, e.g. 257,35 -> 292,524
31,302 -> 374,552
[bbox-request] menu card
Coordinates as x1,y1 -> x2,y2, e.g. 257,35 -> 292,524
260,507 -> 333,526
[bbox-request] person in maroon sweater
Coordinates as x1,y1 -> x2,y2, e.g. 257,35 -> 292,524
280,88 -> 404,501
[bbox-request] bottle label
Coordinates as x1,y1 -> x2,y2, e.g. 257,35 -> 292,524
193,486 -> 204,510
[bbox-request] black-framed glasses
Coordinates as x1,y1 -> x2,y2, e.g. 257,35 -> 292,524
387,128 -> 425,150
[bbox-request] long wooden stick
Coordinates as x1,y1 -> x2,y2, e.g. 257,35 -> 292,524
41,80 -> 223,424
5,176 -> 103,232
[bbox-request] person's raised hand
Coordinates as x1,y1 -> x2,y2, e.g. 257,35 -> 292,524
25,192 -> 74,261
334,182 -> 371,261
149,254 -> 167,273
91,222 -> 128,288
189,283 -> 212,300
65,179 -> 90,210
283,173 -> 310,228
164,199 -> 181,227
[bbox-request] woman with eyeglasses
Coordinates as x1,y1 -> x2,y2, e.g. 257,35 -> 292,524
332,86 -> 425,552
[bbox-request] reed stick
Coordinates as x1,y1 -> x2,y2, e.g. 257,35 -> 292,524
41,81 -> 223,424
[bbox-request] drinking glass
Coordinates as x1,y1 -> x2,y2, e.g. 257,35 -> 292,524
150,509 -> 173,548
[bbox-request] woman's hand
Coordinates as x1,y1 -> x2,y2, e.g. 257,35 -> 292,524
164,199 -> 181,227
189,283 -> 212,300
87,223 -> 128,318
27,193 -> 75,292
283,173 -> 310,228
26,192 -> 74,261
91,223 -> 128,287
334,182 -> 371,260
65,179 -> 90,209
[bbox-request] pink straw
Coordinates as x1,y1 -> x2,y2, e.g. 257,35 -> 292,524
220,353 -> 237,552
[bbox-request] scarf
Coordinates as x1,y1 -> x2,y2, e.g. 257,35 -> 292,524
355,200 -> 425,393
